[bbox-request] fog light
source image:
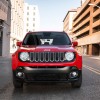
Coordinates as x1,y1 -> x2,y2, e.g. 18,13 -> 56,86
18,67 -> 23,70
69,71 -> 78,78
16,72 -> 24,77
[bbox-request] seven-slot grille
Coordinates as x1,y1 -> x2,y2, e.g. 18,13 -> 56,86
29,52 -> 65,62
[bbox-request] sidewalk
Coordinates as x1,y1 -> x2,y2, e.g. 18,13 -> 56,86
89,56 -> 100,60
0,56 -> 12,90
0,56 -> 11,62
83,55 -> 100,60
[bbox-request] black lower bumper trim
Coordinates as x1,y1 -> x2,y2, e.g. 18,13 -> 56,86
13,66 -> 82,83
24,79 -> 78,83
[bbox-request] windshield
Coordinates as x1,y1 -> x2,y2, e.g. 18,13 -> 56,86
22,32 -> 71,45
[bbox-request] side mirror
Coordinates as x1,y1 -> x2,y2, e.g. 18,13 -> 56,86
72,41 -> 78,47
16,41 -> 22,47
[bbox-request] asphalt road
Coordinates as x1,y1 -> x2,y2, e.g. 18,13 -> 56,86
0,56 -> 100,100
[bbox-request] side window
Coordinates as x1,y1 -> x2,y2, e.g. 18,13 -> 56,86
26,35 -> 35,45
23,34 -> 41,45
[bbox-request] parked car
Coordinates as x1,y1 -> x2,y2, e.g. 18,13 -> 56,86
12,31 -> 82,88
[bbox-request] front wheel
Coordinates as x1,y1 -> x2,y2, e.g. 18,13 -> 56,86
13,76 -> 23,88
71,72 -> 82,88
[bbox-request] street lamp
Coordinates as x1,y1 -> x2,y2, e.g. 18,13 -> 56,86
89,3 -> 100,8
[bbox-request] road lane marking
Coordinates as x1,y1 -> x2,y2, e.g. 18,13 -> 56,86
83,65 -> 100,75
84,65 -> 100,73
89,57 -> 100,60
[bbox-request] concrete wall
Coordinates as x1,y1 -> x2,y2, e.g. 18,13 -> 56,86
2,0 -> 11,57
0,0 -> 8,21
72,0 -> 100,56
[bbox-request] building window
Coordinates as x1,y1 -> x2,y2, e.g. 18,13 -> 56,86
27,12 -> 29,15
26,29 -> 28,32
33,18 -> 35,21
33,7 -> 35,10
33,24 -> 35,27
27,6 -> 29,10
33,12 -> 35,15
27,23 -> 29,26
27,18 -> 29,21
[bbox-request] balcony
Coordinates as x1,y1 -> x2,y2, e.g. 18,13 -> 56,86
72,26 -> 89,38
93,9 -> 100,18
95,0 -> 100,5
73,0 -> 90,21
73,7 -> 90,27
93,20 -> 100,28
73,17 -> 90,33
77,31 -> 100,46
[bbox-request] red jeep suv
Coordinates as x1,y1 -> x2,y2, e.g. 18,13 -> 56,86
12,31 -> 82,88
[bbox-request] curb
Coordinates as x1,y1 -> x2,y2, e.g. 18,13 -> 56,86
0,56 -> 11,61
89,57 -> 100,60
83,55 -> 100,60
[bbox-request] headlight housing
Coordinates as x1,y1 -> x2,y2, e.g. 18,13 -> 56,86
65,52 -> 75,61
19,52 -> 29,61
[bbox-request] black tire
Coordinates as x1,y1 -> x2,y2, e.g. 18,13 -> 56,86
71,72 -> 82,88
13,76 -> 23,88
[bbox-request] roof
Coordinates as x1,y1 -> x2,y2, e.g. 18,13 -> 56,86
63,9 -> 77,22
27,31 -> 67,34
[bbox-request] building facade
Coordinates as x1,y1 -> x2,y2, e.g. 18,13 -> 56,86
72,0 -> 100,56
63,9 -> 77,38
0,0 -> 11,57
10,0 -> 24,53
24,3 -> 40,36
82,0 -> 87,5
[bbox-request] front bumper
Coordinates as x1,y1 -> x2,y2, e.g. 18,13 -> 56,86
13,66 -> 82,83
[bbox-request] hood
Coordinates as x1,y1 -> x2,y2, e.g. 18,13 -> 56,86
18,45 -> 75,52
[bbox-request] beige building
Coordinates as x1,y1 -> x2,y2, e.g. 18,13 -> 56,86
63,9 -> 77,38
72,0 -> 100,56
0,0 -> 11,57
24,3 -> 40,36
10,0 -> 24,53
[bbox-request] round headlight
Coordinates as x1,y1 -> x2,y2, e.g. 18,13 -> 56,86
20,52 -> 29,61
65,52 -> 74,61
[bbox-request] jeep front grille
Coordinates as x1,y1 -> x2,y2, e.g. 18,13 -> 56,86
29,52 -> 65,62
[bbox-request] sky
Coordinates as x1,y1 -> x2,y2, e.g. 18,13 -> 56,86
25,0 -> 81,31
